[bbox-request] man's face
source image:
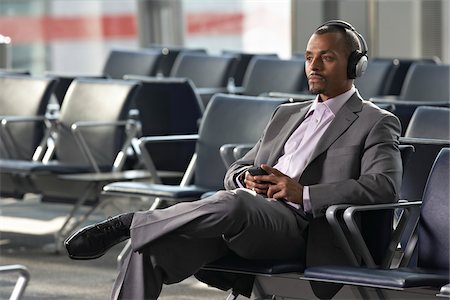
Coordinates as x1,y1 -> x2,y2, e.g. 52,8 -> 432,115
305,32 -> 352,100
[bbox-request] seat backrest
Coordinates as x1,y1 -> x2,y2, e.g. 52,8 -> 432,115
170,52 -> 237,88
404,106 -> 450,140
221,51 -> 278,87
124,75 -> 204,173
417,148 -> 449,270
400,63 -> 450,101
149,45 -> 206,77
194,94 -> 287,190
242,56 -> 306,96
0,75 -> 57,159
102,49 -> 162,79
372,57 -> 438,95
55,78 -> 140,168
354,59 -> 398,99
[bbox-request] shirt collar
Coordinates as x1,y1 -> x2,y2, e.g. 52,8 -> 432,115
306,85 -> 357,118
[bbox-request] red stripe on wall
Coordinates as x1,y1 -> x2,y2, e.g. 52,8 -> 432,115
187,12 -> 244,35
0,12 -> 243,44
0,14 -> 137,44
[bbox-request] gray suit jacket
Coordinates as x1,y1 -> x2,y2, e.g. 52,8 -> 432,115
224,92 -> 402,267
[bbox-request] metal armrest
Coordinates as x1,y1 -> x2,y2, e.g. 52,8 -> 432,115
138,134 -> 199,185
370,97 -> 449,107
0,264 -> 30,300
400,137 -> 450,145
70,119 -> 141,173
233,144 -> 254,160
220,144 -> 240,168
326,204 -> 358,266
0,115 -> 56,161
343,201 -> 422,268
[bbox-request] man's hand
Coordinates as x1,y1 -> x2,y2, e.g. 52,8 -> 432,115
244,164 -> 304,204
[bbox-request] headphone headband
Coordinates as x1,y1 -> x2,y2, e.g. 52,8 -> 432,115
317,19 -> 368,78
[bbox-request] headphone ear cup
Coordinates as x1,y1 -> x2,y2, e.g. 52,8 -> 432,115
347,51 -> 368,79
354,54 -> 368,78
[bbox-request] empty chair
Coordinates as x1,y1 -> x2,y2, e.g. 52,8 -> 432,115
102,48 -> 163,79
103,93 -> 287,201
371,63 -> 450,132
404,106 -> 450,140
240,56 -> 307,96
149,45 -> 206,77
123,75 -> 205,184
0,75 -> 57,198
0,78 -> 144,249
169,52 -> 238,107
302,148 -> 450,299
354,59 -> 399,99
221,50 -> 278,87
372,57 -> 439,96
400,106 -> 450,201
102,93 -> 287,267
170,52 -> 237,89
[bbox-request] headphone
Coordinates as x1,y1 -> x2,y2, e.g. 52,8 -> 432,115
318,20 -> 368,79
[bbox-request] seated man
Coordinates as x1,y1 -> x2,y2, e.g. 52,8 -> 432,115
65,20 -> 402,300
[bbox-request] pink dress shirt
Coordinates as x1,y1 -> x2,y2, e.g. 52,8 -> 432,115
274,86 -> 357,211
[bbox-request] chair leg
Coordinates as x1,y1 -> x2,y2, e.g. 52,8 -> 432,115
226,291 -> 239,300
0,265 -> 30,300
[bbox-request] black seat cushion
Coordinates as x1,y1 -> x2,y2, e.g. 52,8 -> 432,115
103,181 -> 211,198
304,266 -> 449,289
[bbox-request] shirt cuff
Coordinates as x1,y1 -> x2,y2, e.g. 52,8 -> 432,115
235,170 -> 247,188
303,186 -> 311,213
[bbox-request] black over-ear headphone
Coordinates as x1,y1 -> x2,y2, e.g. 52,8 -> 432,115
318,20 -> 368,79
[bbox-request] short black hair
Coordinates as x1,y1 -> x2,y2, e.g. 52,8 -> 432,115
315,24 -> 361,56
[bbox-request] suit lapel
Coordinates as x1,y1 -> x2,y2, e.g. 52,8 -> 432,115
307,93 -> 363,165
267,104 -> 312,165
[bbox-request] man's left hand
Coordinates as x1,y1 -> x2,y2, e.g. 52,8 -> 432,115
259,164 -> 304,204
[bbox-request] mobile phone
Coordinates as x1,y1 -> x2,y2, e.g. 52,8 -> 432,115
247,166 -> 268,176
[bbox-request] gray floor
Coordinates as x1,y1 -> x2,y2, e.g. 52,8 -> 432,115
0,196 -> 230,300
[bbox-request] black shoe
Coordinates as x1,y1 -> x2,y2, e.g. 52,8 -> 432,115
64,214 -> 131,260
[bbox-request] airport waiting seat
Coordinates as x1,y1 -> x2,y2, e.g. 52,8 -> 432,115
302,148 -> 450,299
102,94 -> 287,266
148,45 -> 206,77
102,48 -> 162,79
239,56 -> 308,96
354,59 -> 399,99
170,52 -> 237,89
199,145 -> 415,300
0,78 -> 147,250
221,51 -> 278,87
372,57 -> 439,96
371,63 -> 450,133
400,106 -> 450,201
169,52 -> 238,107
102,93 -> 287,203
123,75 -> 205,184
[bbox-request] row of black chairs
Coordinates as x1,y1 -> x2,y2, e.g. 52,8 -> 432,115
0,70 -> 449,299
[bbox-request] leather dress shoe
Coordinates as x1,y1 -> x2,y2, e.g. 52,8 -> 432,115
65,214 -> 131,260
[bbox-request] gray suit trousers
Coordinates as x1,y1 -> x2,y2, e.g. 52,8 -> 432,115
111,188 -> 308,300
